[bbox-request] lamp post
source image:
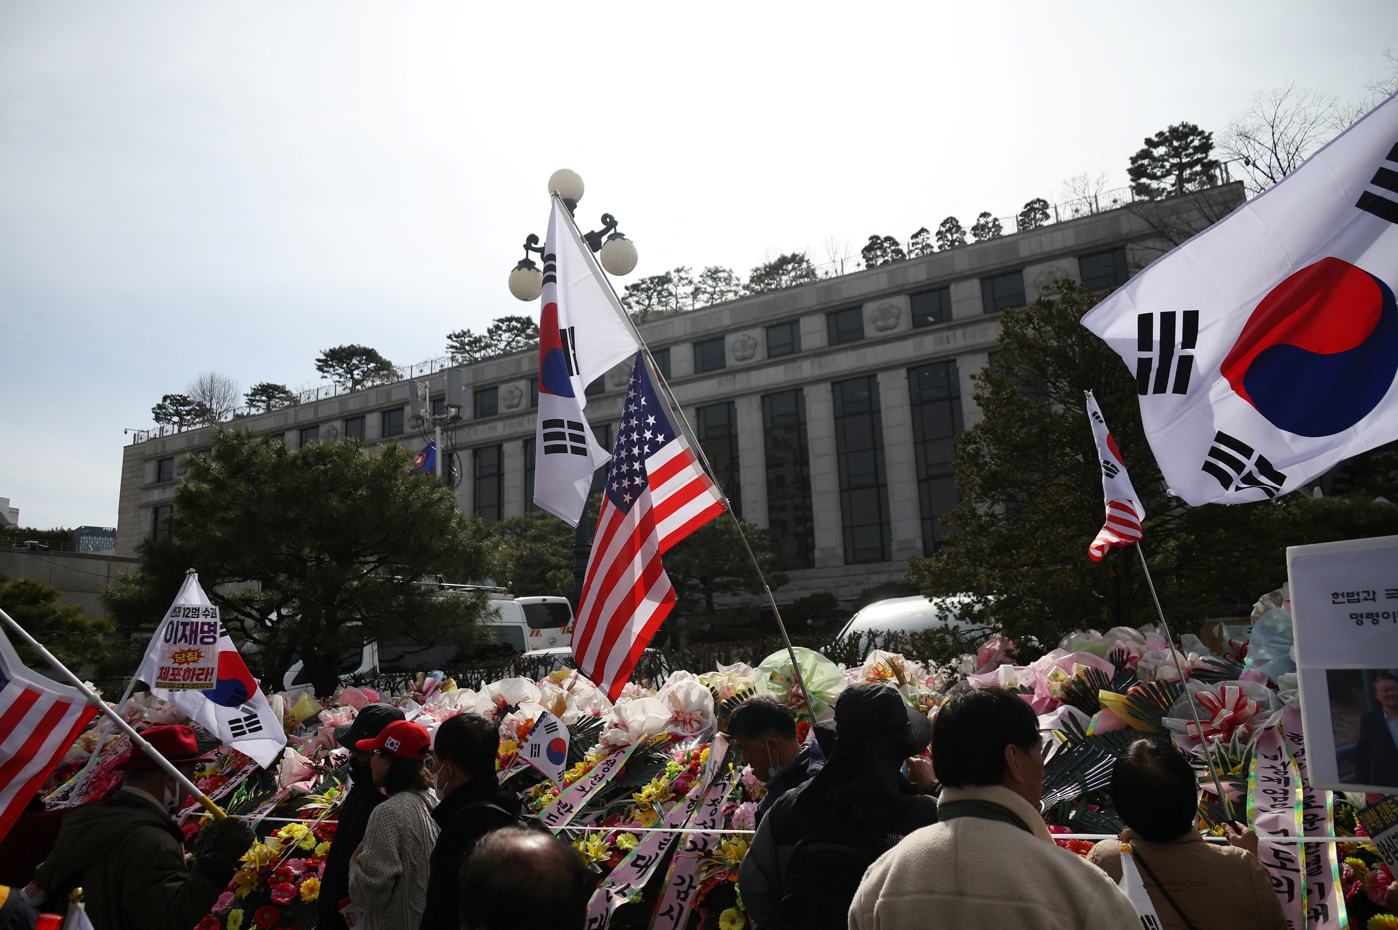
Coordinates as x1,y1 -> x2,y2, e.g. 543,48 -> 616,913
509,169 -> 639,604
410,368 -> 467,487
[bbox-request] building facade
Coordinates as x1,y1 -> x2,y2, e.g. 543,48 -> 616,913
115,190 -> 1238,606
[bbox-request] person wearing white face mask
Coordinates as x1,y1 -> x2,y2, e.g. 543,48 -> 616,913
727,696 -> 837,827
32,725 -> 256,930
416,714 -> 522,930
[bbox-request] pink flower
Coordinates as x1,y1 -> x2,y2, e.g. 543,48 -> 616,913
1364,863 -> 1394,904
271,881 -> 298,905
731,802 -> 759,831
214,892 -> 235,913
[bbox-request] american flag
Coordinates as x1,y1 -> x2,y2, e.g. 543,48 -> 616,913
0,620 -> 98,839
1085,391 -> 1145,561
572,353 -> 725,700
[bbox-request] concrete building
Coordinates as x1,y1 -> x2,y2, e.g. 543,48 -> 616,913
115,188 -> 1241,607
0,496 -> 18,527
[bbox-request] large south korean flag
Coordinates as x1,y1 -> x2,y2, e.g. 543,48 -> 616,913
1082,93 -> 1398,505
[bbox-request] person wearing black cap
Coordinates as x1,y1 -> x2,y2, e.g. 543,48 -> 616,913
318,702 -> 405,930
739,683 -> 938,930
31,725 -> 256,930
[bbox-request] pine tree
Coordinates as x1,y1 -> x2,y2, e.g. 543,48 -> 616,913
1128,122 -> 1221,199
935,217 -> 967,251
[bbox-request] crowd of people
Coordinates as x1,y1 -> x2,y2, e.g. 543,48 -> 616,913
0,683 -> 1294,930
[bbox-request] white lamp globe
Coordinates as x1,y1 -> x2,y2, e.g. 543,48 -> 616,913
599,234 -> 638,276
548,169 -> 584,204
508,263 -> 544,301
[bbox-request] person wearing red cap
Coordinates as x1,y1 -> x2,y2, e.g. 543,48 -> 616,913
30,725 -> 256,930
347,720 -> 439,930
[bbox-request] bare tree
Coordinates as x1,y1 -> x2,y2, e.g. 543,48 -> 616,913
820,235 -> 852,277
1060,172 -> 1111,216
187,372 -> 239,423
1220,83 -> 1344,195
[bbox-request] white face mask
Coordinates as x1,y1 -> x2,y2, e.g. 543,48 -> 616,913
433,761 -> 453,794
162,780 -> 180,815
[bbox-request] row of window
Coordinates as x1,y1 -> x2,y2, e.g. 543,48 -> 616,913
456,360 -> 964,565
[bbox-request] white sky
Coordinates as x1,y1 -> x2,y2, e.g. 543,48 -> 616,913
1,0 -> 1395,530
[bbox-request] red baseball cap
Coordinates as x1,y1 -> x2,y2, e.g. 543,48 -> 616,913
356,720 -> 430,760
116,725 -> 215,771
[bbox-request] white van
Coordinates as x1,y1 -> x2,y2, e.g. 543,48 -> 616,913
834,594 -> 972,639
282,594 -> 574,691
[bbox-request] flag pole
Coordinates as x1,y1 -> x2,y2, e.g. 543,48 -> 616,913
0,607 -> 228,822
1133,543 -> 1237,822
54,676 -> 137,804
555,195 -> 826,733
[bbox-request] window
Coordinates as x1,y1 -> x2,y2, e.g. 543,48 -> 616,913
529,378 -> 539,409
827,307 -> 864,345
382,408 -> 404,437
1079,247 -> 1130,291
909,362 -> 964,554
981,270 -> 1026,314
694,337 -> 726,373
474,387 -> 499,419
910,288 -> 951,328
299,425 -> 320,446
762,390 -> 814,569
151,505 -> 172,542
431,398 -> 446,418
651,348 -> 671,381
344,416 -> 365,440
832,377 -> 892,563
766,320 -> 801,358
523,438 -> 537,512
591,423 -> 612,455
474,445 -> 503,524
585,376 -> 605,397
695,402 -> 740,517
155,457 -> 175,483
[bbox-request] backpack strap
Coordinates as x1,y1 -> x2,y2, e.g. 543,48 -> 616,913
936,799 -> 1033,835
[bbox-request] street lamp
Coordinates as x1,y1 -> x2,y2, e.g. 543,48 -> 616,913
507,169 -> 638,303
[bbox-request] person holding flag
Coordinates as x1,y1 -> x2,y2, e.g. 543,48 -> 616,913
30,726 -> 256,930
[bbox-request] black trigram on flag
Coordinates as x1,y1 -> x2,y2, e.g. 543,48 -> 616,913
558,326 -> 580,377
1102,457 -> 1120,479
542,251 -> 557,286
1136,310 -> 1198,395
1356,143 -> 1398,225
528,742 -> 542,759
543,419 -> 588,456
1201,432 -> 1286,498
228,711 -> 263,738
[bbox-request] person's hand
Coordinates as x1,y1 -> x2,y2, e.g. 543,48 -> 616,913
349,841 -> 365,870
212,816 -> 257,861
1223,822 -> 1259,857
1385,880 -> 1398,913
905,756 -> 935,794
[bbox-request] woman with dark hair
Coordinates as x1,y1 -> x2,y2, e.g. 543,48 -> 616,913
348,720 -> 439,930
417,713 -> 522,930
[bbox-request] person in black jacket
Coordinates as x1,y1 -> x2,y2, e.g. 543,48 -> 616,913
1354,673 -> 1398,787
418,713 -> 521,930
727,697 -> 835,827
739,683 -> 938,930
319,703 -> 405,930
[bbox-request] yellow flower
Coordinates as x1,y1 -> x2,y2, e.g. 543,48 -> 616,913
278,823 -> 309,843
1368,916 -> 1398,930
231,869 -> 259,899
239,843 -> 275,869
571,833 -> 611,865
1346,857 -> 1371,880
615,833 -> 638,852
227,910 -> 244,930
300,831 -> 318,851
716,837 -> 749,866
719,907 -> 745,930
563,761 -> 592,786
315,841 -> 332,857
498,739 -> 518,757
299,877 -> 321,902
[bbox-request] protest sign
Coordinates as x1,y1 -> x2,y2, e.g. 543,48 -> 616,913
153,602 -> 220,690
1356,795 -> 1398,874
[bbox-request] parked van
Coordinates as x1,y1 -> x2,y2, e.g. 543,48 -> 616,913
282,594 -> 574,691
834,594 -> 972,640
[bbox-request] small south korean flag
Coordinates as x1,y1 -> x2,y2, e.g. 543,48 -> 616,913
518,711 -> 570,787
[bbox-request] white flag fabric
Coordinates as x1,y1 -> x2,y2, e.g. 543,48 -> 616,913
1081,93 -> 1398,505
518,710 -> 570,786
1119,847 -> 1165,928
533,195 -> 643,525
136,574 -> 286,767
1085,391 -> 1145,561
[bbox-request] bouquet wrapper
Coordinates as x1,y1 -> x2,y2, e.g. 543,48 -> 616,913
339,897 -> 365,928
753,646 -> 846,721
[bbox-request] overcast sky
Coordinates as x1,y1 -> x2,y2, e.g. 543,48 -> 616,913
1,1 -> 1395,531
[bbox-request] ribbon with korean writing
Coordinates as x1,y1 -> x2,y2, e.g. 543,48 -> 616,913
541,744 -> 638,833
1283,706 -> 1349,930
1251,725 -> 1306,930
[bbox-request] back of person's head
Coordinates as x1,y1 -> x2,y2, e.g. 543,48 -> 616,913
1110,738 -> 1199,842
931,686 -> 1038,787
433,713 -> 499,783
459,827 -> 590,930
726,696 -> 798,743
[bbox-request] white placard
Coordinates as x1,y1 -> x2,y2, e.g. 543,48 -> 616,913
1289,534 -> 1398,792
154,603 -> 221,690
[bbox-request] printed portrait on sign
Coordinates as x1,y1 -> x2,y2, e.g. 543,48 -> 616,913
1327,668 -> 1398,788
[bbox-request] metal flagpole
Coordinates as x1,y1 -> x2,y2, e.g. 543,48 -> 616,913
0,606 -> 229,822
555,196 -> 826,735
1134,543 -> 1237,822
58,676 -> 137,803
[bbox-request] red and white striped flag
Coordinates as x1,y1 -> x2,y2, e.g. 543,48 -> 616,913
1086,391 -> 1145,561
572,353 -> 725,700
0,621 -> 98,839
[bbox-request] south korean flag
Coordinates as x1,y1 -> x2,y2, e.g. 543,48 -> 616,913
518,711 -> 570,787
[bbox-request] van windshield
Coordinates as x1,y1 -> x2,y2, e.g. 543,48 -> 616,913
522,602 -> 571,629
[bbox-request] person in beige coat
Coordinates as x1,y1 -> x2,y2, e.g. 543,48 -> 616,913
849,687 -> 1139,930
348,720 -> 440,930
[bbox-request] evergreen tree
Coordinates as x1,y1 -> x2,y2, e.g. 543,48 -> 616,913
860,235 -> 907,269
970,212 -> 1004,241
447,316 -> 539,363
692,266 -> 743,308
244,382 -> 299,413
151,394 -> 213,430
907,227 -> 935,258
745,254 -> 818,295
935,217 -> 967,251
492,509 -> 576,601
1,573 -> 113,675
1017,198 -> 1052,231
315,345 -> 397,392
1128,122 -> 1221,199
102,429 -> 495,696
663,517 -> 788,619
